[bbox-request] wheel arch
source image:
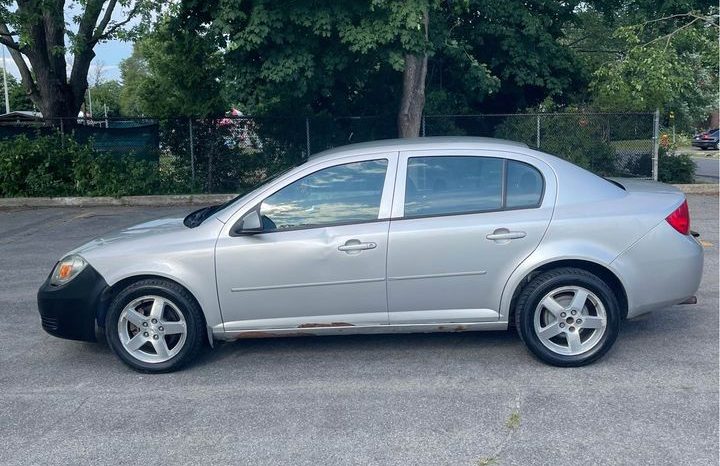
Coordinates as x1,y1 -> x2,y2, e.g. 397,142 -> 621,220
506,259 -> 629,326
98,274 -> 211,345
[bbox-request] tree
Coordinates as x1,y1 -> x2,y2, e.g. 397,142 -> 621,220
0,72 -> 33,111
187,0 -> 582,138
0,1 -> 156,120
118,15 -> 225,118
119,44 -> 149,116
590,10 -> 719,128
90,80 -> 122,117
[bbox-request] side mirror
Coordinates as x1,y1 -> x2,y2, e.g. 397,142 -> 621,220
235,209 -> 263,235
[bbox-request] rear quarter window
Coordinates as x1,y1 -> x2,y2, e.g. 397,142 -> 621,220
505,160 -> 544,208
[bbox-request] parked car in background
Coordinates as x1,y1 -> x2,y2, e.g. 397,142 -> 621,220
37,137 -> 703,372
692,128 -> 719,150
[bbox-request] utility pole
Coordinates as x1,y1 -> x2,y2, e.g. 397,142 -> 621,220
2,44 -> 9,114
87,87 -> 93,120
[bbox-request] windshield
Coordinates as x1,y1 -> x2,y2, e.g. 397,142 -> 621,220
183,165 -> 297,228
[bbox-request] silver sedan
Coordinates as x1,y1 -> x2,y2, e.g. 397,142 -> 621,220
37,137 -> 704,372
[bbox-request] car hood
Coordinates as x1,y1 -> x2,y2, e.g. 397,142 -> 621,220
68,217 -> 188,256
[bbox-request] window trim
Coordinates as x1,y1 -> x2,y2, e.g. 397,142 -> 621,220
230,157 -> 393,235
398,155 -> 545,221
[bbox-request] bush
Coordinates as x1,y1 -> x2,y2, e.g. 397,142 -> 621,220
494,114 -> 619,176
659,150 -> 695,184
0,132 -> 176,197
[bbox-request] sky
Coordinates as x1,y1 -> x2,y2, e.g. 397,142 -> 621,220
2,40 -> 130,82
90,40 -> 133,81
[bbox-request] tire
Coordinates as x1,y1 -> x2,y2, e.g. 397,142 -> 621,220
514,267 -> 620,367
105,278 -> 206,373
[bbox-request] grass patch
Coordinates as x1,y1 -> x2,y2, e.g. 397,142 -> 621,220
505,409 -> 521,430
477,457 -> 498,466
610,139 -> 652,151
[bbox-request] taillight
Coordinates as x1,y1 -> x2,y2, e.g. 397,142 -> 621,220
666,200 -> 690,235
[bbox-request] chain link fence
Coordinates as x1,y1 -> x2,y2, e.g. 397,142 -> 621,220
0,112 -> 658,193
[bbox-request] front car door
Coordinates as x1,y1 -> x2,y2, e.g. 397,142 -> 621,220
386,149 -> 556,324
215,153 -> 397,332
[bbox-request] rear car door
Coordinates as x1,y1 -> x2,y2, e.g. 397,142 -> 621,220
386,150 -> 556,324
215,154 -> 397,331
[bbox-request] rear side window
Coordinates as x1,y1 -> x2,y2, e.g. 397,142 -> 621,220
403,156 -> 544,218
405,156 -> 503,217
505,160 -> 543,208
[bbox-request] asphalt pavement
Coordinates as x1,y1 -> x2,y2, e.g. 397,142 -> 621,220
683,146 -> 720,182
692,155 -> 719,182
0,196 -> 718,465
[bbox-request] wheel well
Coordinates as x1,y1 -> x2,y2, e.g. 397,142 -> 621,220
508,260 -> 629,325
98,275 -> 208,338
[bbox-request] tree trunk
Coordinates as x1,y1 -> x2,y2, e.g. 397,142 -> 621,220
1,0 -> 107,122
397,53 -> 428,138
397,9 -> 429,138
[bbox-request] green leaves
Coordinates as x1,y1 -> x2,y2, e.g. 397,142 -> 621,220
119,16 -> 227,118
590,10 -> 719,127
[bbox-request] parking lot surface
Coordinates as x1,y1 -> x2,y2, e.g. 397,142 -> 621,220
0,195 -> 717,465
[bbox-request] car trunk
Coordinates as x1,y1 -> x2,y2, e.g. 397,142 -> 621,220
607,177 -> 684,195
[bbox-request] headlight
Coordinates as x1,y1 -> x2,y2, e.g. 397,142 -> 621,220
50,255 -> 88,286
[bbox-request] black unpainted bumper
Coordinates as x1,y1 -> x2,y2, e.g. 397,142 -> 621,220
37,265 -> 109,342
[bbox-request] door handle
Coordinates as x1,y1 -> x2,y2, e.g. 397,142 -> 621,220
338,240 -> 377,252
486,229 -> 527,241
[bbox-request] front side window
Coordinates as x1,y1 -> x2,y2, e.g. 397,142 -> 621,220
404,156 -> 504,217
260,159 -> 388,231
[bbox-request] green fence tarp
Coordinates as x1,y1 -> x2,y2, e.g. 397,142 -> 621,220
0,124 -> 160,162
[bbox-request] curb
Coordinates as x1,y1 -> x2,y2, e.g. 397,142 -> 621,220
673,184 -> 719,195
0,194 -> 236,208
0,184 -> 717,208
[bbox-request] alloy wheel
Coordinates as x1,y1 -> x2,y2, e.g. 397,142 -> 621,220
117,295 -> 187,363
533,286 -> 608,356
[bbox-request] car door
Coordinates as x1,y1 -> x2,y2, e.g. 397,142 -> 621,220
215,153 -> 397,331
386,149 -> 555,324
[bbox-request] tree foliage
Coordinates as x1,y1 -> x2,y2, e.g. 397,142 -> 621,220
89,80 -> 122,117
173,0 -> 583,137
591,10 -> 719,127
0,72 -> 33,111
118,13 -> 226,118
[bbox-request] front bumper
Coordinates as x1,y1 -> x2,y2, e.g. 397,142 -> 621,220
37,264 -> 109,342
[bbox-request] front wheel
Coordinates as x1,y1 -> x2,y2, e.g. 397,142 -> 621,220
105,279 -> 206,373
515,268 -> 620,367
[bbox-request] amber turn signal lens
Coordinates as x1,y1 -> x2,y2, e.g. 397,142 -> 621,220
58,264 -> 73,279
50,255 -> 88,286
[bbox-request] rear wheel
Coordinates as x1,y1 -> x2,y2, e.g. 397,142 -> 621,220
106,279 -> 205,373
515,267 -> 620,366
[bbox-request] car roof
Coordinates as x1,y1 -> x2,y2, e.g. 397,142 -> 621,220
309,136 -> 529,162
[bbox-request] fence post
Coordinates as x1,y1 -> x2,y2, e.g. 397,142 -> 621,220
305,117 -> 311,158
536,114 -> 541,148
652,109 -> 659,181
422,115 -> 426,137
188,117 -> 195,185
